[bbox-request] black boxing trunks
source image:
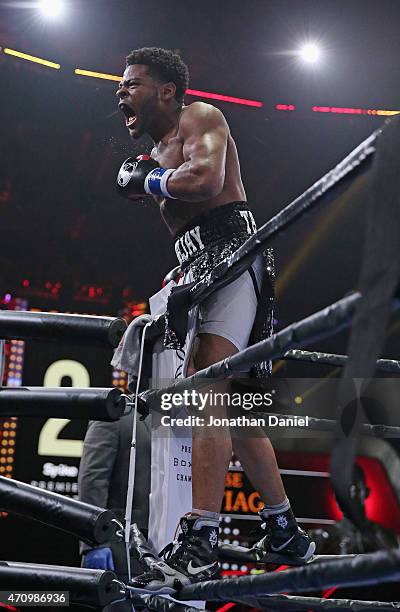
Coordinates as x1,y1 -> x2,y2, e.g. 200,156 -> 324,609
164,202 -> 275,378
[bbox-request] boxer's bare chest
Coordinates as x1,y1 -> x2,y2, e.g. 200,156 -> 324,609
150,135 -> 216,235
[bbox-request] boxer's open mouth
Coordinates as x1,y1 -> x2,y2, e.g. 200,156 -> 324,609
119,103 -> 137,127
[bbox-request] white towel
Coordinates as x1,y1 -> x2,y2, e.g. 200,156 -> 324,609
111,313 -> 154,376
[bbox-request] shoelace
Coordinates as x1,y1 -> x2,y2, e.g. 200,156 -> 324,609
161,534 -> 203,565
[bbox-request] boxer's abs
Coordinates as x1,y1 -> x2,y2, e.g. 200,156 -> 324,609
152,132 -> 246,236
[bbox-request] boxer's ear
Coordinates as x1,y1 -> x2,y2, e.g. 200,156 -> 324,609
159,81 -> 176,101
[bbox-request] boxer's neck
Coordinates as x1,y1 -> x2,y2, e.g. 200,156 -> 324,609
152,105 -> 184,145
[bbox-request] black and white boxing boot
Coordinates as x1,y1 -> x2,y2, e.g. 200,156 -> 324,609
252,503 -> 316,564
130,515 -> 220,594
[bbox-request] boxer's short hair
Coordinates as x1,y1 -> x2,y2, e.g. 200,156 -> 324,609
126,47 -> 189,104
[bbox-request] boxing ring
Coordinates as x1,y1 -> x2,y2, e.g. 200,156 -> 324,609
1,117 -> 400,609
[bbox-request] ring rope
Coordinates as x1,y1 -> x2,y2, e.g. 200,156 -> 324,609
0,310 -> 127,347
232,593 -> 400,611
258,413 -> 400,438
174,548 -> 400,601
284,349 -> 400,373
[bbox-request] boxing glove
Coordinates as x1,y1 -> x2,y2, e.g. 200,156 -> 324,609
82,547 -> 115,571
162,265 -> 183,287
116,155 -> 176,199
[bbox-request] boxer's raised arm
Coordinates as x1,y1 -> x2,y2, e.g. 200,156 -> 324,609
166,103 -> 228,201
115,103 -> 229,202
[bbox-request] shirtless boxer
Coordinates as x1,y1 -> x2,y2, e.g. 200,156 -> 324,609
116,47 -> 314,593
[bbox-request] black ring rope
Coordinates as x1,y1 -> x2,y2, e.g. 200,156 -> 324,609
259,413 -> 400,438
284,349 -> 400,373
175,549 -> 400,601
232,593 -> 400,611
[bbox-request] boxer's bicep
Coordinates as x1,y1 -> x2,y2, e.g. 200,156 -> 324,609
182,108 -> 228,191
167,105 -> 228,200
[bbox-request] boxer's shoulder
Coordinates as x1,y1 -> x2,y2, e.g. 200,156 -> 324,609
179,102 -> 228,135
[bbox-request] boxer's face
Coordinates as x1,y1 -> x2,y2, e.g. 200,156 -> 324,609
117,64 -> 163,139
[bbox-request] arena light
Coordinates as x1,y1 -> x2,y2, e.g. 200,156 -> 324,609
74,68 -> 121,82
275,104 -> 296,111
2,48 -> 60,69
38,0 -> 64,18
312,106 -> 400,116
376,109 -> 400,116
298,43 -> 321,64
186,89 -> 263,108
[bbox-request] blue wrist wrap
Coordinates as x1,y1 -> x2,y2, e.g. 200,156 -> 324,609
144,167 -> 176,198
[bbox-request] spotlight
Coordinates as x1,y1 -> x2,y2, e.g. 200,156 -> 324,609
298,43 -> 321,64
38,0 -> 64,18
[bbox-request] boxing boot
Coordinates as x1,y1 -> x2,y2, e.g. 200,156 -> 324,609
252,506 -> 315,564
130,515 -> 220,594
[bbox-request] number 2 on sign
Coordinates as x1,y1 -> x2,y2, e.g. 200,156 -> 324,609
37,360 -> 90,458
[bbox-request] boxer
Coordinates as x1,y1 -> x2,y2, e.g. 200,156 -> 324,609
116,47 -> 315,593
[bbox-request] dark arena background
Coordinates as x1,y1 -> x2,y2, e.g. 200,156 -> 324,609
1,0 -> 400,610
